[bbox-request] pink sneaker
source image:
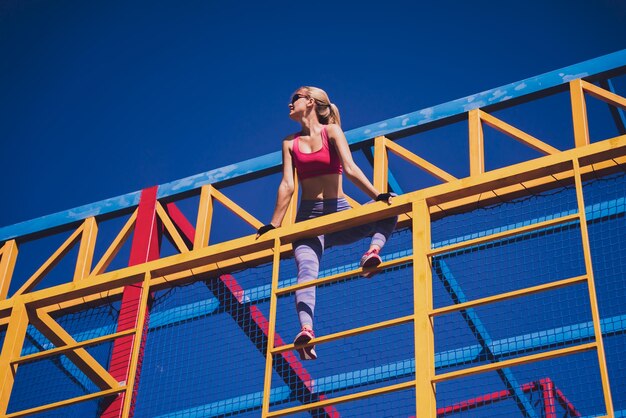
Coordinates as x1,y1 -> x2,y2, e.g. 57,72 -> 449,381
293,328 -> 317,360
360,248 -> 382,278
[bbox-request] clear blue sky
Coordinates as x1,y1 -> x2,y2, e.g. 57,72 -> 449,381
1,0 -> 625,228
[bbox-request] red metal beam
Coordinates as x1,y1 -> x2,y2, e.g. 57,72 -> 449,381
167,202 -> 339,417
407,377 -> 580,417
540,378 -> 558,418
101,186 -> 161,418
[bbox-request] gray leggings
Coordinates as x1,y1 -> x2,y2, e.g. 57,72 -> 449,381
293,198 -> 398,328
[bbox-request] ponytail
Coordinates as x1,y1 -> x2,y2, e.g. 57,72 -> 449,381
328,103 -> 341,127
299,86 -> 342,127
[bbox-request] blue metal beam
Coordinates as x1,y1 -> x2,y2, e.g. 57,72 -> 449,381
1,49 -> 625,242
433,259 -> 538,417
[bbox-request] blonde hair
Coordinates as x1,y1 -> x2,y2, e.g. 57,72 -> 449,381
297,86 -> 342,127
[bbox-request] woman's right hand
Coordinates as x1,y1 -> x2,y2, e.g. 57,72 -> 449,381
256,223 -> 276,238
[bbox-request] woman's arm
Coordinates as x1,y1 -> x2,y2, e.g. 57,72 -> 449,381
327,124 -> 392,203
268,137 -> 296,227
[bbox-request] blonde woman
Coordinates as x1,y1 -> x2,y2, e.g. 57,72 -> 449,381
257,86 -> 397,360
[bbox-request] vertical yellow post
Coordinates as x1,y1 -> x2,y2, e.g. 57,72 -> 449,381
0,300 -> 29,416
413,199 -> 436,417
468,109 -> 485,176
121,272 -> 153,417
373,136 -> 388,192
570,79 -> 590,148
261,238 -> 282,417
0,240 -> 18,300
194,185 -> 213,250
73,217 -> 98,282
572,158 -> 614,416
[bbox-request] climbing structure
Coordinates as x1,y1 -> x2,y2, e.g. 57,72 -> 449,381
1,50 -> 625,418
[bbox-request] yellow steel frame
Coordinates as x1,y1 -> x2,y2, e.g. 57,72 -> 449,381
0,79 -> 624,417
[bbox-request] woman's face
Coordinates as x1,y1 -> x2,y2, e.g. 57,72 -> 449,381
288,90 -> 309,119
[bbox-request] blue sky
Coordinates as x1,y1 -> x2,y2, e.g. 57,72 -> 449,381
1,0 -> 625,228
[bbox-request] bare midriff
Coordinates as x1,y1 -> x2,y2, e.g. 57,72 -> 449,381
299,173 -> 345,200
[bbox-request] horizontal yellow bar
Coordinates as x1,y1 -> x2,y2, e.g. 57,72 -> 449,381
5,386 -> 126,418
5,135 -> 626,313
428,213 -> 580,257
265,380 -> 416,417
431,155 -> 626,217
433,342 -> 597,383
275,255 -> 413,296
271,315 -> 414,354
12,328 -> 136,365
430,275 -> 588,316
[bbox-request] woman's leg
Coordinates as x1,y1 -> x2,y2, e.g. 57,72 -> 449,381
325,204 -> 398,277
293,236 -> 324,329
326,211 -> 398,250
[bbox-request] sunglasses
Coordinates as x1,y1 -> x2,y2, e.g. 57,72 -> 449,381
291,94 -> 308,106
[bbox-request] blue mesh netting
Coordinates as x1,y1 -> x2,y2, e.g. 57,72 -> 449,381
7,302 -> 120,417
5,168 -> 626,417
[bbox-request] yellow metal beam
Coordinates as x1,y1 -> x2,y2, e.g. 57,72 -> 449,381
433,342 -> 597,383
13,328 -> 136,365
468,109 -> 485,176
413,199 -> 436,417
428,213 -> 580,257
156,202 -> 190,253
121,272 -> 153,417
261,239 -> 281,417
211,185 -> 263,230
570,79 -> 590,148
193,185 -> 213,250
4,135 -> 625,313
387,139 -> 457,182
430,275 -> 588,316
29,309 -> 120,390
90,209 -> 137,277
73,217 -> 98,282
573,158 -> 615,415
9,149 -> 625,318
580,79 -> 626,110
14,224 -> 85,296
5,386 -> 126,418
265,380 -> 416,417
480,110 -> 560,155
386,138 -> 457,183
431,156 -> 626,217
0,240 -> 18,301
271,315 -> 414,355
373,136 -> 389,191
0,301 -> 29,416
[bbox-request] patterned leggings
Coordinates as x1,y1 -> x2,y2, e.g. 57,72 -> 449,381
293,198 -> 398,328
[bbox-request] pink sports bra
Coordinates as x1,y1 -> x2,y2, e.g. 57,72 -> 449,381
292,126 -> 343,180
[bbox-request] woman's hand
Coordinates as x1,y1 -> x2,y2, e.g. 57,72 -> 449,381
256,223 -> 276,238
375,193 -> 394,204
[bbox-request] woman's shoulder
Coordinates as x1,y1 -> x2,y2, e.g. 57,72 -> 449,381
324,124 -> 344,141
281,132 -> 299,151
324,123 -> 342,134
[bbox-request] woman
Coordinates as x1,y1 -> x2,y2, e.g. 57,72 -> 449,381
257,86 -> 397,360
